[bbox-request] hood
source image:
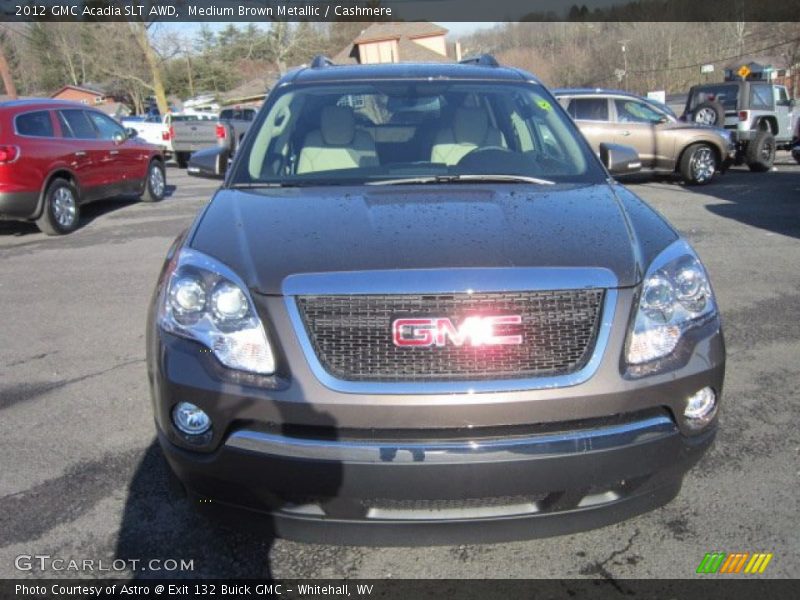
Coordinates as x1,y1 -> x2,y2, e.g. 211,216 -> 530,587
190,183 -> 649,294
661,120 -> 730,137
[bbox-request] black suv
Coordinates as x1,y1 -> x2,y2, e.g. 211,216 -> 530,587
147,56 -> 724,545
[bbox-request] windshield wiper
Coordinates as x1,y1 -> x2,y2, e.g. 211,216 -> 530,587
230,180 -> 345,189
368,174 -> 555,186
229,182 -> 303,189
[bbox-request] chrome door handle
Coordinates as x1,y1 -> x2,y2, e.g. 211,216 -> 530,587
619,131 -> 631,136
109,150 -> 120,155
74,151 -> 87,157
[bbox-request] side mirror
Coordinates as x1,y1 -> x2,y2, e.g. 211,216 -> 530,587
112,131 -> 126,145
600,142 -> 642,176
125,127 -> 138,139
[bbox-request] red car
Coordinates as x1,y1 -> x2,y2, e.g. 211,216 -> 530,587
0,99 -> 166,235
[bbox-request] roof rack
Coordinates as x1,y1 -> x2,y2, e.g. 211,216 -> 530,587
459,54 -> 499,67
310,55 -> 334,69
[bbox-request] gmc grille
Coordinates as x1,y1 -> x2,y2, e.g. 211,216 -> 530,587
295,290 -> 605,381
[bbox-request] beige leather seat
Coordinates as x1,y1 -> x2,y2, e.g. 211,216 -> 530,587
297,106 -> 379,174
430,107 -> 505,166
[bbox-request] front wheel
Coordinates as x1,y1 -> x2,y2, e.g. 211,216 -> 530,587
35,178 -> 81,235
679,143 -> 717,185
746,130 -> 775,172
140,160 -> 166,202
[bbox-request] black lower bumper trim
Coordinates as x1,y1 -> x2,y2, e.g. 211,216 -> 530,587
158,414 -> 714,545
194,479 -> 683,546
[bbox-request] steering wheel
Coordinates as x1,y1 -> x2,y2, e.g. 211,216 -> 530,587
457,146 -> 515,170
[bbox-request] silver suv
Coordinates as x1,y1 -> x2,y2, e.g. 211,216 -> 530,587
683,80 -> 797,171
554,89 -> 734,185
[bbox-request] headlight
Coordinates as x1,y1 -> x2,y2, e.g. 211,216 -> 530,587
626,240 -> 717,366
158,248 -> 275,375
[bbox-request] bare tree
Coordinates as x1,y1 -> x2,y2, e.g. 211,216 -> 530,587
264,22 -> 315,74
0,42 -> 17,98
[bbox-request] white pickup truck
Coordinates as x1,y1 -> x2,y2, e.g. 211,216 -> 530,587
121,113 -> 216,162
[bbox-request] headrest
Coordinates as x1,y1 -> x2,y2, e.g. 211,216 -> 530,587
453,107 -> 489,145
320,105 -> 355,145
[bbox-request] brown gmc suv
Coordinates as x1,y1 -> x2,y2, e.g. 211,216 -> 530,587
148,57 -> 724,545
555,89 -> 735,185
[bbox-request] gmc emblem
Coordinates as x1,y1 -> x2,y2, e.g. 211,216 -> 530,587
392,315 -> 523,348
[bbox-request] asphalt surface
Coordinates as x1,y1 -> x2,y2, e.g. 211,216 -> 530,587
0,157 -> 798,580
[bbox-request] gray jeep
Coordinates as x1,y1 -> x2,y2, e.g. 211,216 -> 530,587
683,80 -> 797,170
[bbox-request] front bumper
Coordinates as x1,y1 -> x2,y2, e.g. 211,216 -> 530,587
158,412 -> 714,545
148,283 -> 724,544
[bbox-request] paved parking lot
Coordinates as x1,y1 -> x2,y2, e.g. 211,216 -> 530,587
1,158 -> 798,580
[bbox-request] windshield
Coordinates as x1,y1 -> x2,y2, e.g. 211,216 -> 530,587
231,81 -> 605,186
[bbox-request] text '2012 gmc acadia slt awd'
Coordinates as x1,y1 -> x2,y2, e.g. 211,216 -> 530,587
147,56 -> 725,545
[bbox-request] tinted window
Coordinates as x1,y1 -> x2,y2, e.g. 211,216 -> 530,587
750,84 -> 773,110
87,111 -> 124,140
689,84 -> 739,110
568,98 -> 609,121
220,108 -> 257,121
15,111 -> 54,137
775,87 -> 790,105
58,110 -> 98,139
614,99 -> 664,123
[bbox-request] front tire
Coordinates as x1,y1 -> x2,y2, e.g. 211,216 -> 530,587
35,178 -> 80,235
746,130 -> 776,172
679,143 -> 717,185
140,160 -> 166,203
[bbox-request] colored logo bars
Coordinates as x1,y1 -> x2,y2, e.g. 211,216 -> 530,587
697,552 -> 773,574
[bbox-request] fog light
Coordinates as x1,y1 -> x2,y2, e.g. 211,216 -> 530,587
172,402 -> 211,435
684,387 -> 717,428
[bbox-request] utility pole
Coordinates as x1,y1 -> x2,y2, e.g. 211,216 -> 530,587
618,40 -> 630,91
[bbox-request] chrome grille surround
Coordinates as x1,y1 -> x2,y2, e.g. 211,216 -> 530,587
296,290 -> 604,381
282,267 -> 618,394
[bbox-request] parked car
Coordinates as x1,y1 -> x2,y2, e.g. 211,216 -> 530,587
554,88 -> 734,185
170,117 -> 219,168
147,56 -> 724,544
122,114 -> 171,155
682,80 -> 796,171
175,107 -> 258,174
216,106 -> 258,154
187,108 -> 259,179
792,141 -> 800,164
122,112 -> 213,161
0,99 -> 166,235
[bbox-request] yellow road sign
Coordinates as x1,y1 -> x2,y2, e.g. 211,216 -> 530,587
738,65 -> 751,79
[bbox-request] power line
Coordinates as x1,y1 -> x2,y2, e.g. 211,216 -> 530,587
587,35 -> 800,86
